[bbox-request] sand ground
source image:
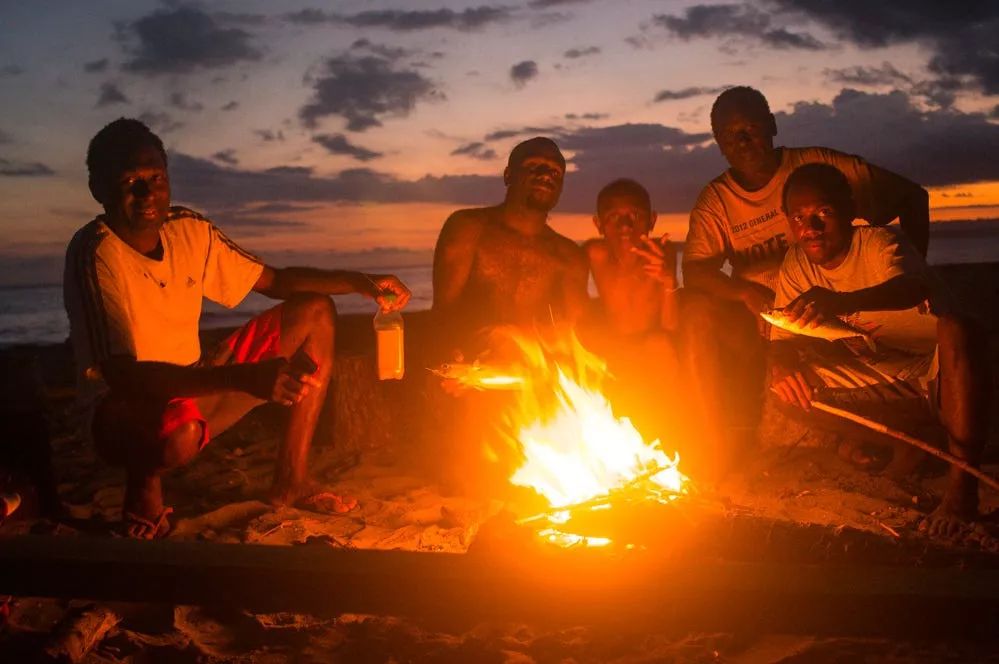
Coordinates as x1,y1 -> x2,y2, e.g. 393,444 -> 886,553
3,262 -> 999,662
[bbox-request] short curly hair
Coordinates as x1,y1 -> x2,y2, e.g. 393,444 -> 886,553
596,178 -> 651,212
86,118 -> 167,203
710,86 -> 771,133
781,163 -> 855,216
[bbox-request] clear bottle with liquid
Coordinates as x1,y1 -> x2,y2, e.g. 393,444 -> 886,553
374,294 -> 404,380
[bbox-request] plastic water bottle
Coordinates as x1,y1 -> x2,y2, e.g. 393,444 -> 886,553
374,295 -> 404,380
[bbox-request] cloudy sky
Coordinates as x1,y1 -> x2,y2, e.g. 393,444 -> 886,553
0,0 -> 997,285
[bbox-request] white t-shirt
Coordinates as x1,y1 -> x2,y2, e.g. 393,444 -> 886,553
684,146 -> 876,292
774,226 -> 951,385
64,206 -> 264,419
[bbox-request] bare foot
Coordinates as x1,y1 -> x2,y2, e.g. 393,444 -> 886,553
919,503 -> 975,540
919,479 -> 978,540
269,481 -> 358,514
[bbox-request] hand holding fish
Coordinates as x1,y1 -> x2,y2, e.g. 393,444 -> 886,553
630,234 -> 677,285
785,286 -> 845,329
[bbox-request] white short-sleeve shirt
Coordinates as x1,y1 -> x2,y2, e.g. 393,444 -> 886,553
683,146 -> 876,292
64,206 -> 264,421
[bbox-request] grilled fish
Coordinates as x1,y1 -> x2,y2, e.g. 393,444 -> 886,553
429,362 -> 525,390
761,308 -> 876,352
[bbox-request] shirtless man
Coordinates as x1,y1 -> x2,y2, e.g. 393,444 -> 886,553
679,86 -> 929,475
430,138 -> 587,493
64,119 -> 410,537
583,178 -> 682,449
771,163 -> 989,537
433,137 -> 589,353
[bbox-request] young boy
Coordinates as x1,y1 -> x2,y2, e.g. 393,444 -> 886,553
771,163 -> 990,538
583,179 -> 686,458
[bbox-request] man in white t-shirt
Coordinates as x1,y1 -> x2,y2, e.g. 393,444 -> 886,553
678,86 -> 930,476
64,119 -> 411,538
770,163 -> 989,538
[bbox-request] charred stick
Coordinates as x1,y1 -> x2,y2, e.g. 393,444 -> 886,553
811,399 -> 999,495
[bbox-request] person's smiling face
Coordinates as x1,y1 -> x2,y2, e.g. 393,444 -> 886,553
505,149 -> 565,212
105,144 -> 171,234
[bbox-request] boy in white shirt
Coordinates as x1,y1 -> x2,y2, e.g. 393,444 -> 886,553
770,162 -> 989,538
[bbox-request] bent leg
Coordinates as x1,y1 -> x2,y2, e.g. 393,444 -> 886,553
930,313 -> 991,532
677,291 -> 763,478
269,293 -> 337,505
93,397 -> 205,537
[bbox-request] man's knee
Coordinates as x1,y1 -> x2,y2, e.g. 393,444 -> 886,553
159,420 -> 203,469
938,313 -> 986,357
282,293 -> 337,333
679,290 -> 720,329
678,290 -> 756,351
641,332 -> 679,371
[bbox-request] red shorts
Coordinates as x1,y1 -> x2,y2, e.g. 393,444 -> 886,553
158,305 -> 283,448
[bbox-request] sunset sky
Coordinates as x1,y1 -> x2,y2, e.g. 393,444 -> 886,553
0,0 -> 996,285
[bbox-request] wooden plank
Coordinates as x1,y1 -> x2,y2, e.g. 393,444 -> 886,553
2,535 -> 999,637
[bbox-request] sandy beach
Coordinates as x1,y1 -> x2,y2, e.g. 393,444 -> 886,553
1,262 -> 999,662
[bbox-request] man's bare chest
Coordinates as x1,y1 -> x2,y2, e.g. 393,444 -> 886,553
472,232 -> 568,285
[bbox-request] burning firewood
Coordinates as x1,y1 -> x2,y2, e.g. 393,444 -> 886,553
434,327 -> 693,549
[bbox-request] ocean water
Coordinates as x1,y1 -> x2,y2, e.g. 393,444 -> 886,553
0,263 -> 432,348
2,221 -> 998,348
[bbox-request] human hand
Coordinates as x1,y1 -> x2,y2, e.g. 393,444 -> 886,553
248,358 -> 322,407
785,287 -> 843,329
738,281 -> 775,335
770,358 -> 814,411
739,281 -> 775,316
630,234 -> 678,286
364,274 -> 411,311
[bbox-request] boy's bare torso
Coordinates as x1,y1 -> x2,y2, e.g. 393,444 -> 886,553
585,239 -> 662,336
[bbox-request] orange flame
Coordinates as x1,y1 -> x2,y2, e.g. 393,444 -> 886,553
482,326 -> 690,545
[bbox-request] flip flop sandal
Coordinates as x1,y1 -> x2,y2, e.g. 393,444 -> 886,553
121,506 -> 174,539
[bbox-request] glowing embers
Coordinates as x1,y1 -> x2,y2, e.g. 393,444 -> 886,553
439,326 -> 691,548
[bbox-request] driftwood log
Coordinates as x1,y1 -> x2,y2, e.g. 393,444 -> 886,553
312,310 -> 441,458
313,353 -> 394,456
4,511 -> 999,638
42,603 -> 120,663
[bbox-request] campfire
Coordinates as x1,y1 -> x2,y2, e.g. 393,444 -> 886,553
438,327 -> 691,548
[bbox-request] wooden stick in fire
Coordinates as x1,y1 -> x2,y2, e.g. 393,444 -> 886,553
516,464 -> 685,525
810,399 -> 999,495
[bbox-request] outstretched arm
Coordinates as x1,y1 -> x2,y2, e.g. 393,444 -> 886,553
867,165 -> 929,258
783,275 -> 929,328
684,258 -> 775,315
253,266 -> 410,311
100,356 -> 318,407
